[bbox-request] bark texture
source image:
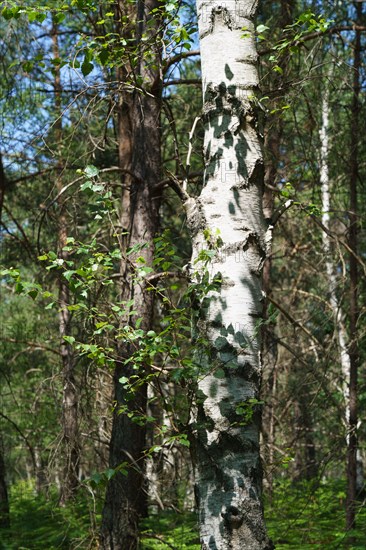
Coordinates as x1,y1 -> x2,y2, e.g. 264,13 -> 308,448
262,0 -> 294,496
188,1 -> 272,547
51,19 -> 80,505
100,0 -> 162,547
346,1 -> 362,530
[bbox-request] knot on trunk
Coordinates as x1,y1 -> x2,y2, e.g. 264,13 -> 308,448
221,505 -> 243,529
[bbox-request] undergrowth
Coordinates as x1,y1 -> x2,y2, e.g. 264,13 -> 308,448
1,479 -> 366,548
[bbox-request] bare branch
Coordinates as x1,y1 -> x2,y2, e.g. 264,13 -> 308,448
259,25 -> 366,57
0,337 -> 61,356
163,49 -> 200,74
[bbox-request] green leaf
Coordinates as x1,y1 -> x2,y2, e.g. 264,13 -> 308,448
35,12 -> 47,23
63,270 -> 75,281
15,282 -> 24,294
80,180 -> 93,191
257,24 -> 269,33
273,65 -> 283,74
214,368 -> 225,379
179,436 -> 190,447
28,11 -> 38,22
23,61 -> 34,73
98,49 -> 109,65
81,59 -> 94,76
214,336 -> 228,350
90,472 -> 102,485
105,468 -> 115,480
2,6 -> 20,20
28,289 -> 38,300
84,165 -> 99,178
54,12 -> 65,24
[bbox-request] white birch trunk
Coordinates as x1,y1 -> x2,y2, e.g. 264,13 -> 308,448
319,93 -> 363,491
186,1 -> 272,547
319,95 -> 351,408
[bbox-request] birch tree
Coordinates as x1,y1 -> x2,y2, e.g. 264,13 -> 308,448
186,0 -> 272,547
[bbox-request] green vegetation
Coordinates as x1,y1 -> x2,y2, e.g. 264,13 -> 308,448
0,481 -> 98,549
0,0 -> 365,547
266,480 -> 366,549
1,479 -> 366,548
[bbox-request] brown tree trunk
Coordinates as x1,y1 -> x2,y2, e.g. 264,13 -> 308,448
0,436 -> 10,529
262,0 -> 294,497
346,1 -> 362,531
293,394 -> 318,481
100,1 -> 162,547
0,152 -> 7,224
51,19 -> 80,506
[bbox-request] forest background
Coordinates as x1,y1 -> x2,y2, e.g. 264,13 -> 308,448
0,0 -> 366,548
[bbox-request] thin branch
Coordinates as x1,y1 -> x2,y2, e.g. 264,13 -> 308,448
163,49 -> 200,74
0,337 -> 61,356
0,412 -> 37,471
183,117 -> 201,194
268,295 -> 321,346
259,25 -> 366,57
2,206 -> 34,259
271,199 -> 294,225
163,78 -> 201,87
145,271 -> 187,283
160,170 -> 191,201
10,167 -> 58,185
306,209 -> 366,276
155,171 -> 201,191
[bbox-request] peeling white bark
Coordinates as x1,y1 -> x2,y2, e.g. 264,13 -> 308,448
187,1 -> 272,548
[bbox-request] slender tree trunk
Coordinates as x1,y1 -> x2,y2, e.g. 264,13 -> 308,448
0,159 -> 10,526
0,436 -> 10,529
51,19 -> 80,506
346,1 -> 362,530
34,446 -> 48,496
0,152 -> 7,224
187,1 -> 272,547
319,62 -> 365,530
319,92 -> 351,418
100,1 -> 162,547
262,0 -> 295,497
262,118 -> 279,499
293,395 -> 318,481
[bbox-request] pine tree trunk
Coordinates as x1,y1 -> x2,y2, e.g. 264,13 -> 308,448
187,1 -> 272,547
100,1 -> 162,547
100,95 -> 161,550
262,0 -> 295,497
51,19 -> 80,506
